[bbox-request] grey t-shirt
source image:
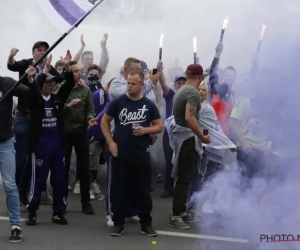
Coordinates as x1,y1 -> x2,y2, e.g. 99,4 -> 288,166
173,83 -> 201,128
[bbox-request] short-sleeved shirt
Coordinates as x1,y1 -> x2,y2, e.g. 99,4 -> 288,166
106,94 -> 161,159
230,97 -> 268,149
172,84 -> 201,127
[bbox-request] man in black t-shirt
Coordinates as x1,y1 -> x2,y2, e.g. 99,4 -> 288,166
101,70 -> 163,237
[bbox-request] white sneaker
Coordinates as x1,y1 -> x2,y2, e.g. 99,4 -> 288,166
201,201 -> 214,214
73,181 -> 80,194
125,215 -> 140,223
89,190 -> 95,200
106,215 -> 114,227
91,180 -> 101,194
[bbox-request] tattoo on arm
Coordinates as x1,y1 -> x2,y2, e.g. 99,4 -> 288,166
189,105 -> 197,117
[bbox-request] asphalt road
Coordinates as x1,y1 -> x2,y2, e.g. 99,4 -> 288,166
0,167 -> 256,250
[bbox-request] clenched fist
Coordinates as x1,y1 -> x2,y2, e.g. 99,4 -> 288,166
9,48 -> 19,58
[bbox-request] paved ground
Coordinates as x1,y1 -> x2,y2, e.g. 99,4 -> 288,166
0,167 -> 256,250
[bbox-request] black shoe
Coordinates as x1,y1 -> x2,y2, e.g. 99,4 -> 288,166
52,212 -> 68,225
161,190 -> 173,198
82,202 -> 94,214
182,213 -> 201,223
19,192 -> 28,207
140,226 -> 157,237
110,226 -> 124,237
9,226 -> 23,243
26,213 -> 36,226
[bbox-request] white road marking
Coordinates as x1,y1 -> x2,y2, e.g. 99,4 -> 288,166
156,231 -> 249,243
0,216 -> 25,222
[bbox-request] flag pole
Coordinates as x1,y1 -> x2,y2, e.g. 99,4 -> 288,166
0,0 -> 104,104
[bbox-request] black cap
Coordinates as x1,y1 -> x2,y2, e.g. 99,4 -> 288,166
32,41 -> 49,52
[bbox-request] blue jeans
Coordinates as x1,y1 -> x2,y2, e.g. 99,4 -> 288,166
0,138 -> 21,227
13,113 -> 30,186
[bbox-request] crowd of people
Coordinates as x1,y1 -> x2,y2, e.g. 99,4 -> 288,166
0,31 -> 296,244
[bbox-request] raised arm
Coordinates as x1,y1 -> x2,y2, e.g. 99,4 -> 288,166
25,67 -> 42,106
157,61 -> 170,96
208,43 -> 223,94
56,51 -> 75,104
99,33 -> 109,76
7,48 -> 28,72
73,34 -> 86,63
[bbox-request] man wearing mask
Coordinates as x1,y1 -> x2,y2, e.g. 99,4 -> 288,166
73,33 -> 109,81
64,61 -> 97,214
73,64 -> 109,199
169,64 -> 210,229
7,42 -> 61,204
157,62 -> 186,198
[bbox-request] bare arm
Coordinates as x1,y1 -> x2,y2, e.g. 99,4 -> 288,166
101,114 -> 114,145
144,119 -> 163,134
73,34 -> 86,63
99,45 -> 109,71
185,103 -> 206,141
157,62 -> 170,96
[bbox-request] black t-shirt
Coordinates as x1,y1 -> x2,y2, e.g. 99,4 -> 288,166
106,94 -> 161,159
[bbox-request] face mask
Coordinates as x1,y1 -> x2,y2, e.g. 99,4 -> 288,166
86,75 -> 102,91
87,75 -> 100,83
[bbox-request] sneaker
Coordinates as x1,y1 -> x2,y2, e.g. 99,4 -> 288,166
110,226 -> 124,237
82,202 -> 94,214
9,226 -> 23,243
89,190 -> 95,200
26,213 -> 37,226
125,215 -> 140,223
187,207 -> 197,217
182,213 -> 200,223
91,180 -> 101,194
140,226 -> 157,237
40,191 -> 53,205
168,217 -> 190,229
73,181 -> 80,194
106,215 -> 114,227
52,213 -> 68,225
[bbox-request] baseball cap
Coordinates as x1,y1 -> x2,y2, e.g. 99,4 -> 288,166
140,60 -> 149,74
174,75 -> 187,82
45,74 -> 60,83
186,64 -> 203,76
32,41 -> 49,52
